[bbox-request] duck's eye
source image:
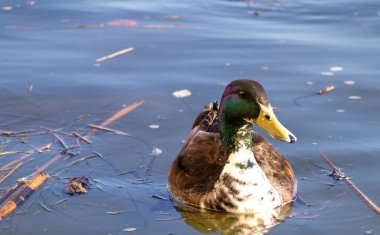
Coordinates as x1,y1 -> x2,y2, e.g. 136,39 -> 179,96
239,91 -> 247,98
264,114 -> 271,120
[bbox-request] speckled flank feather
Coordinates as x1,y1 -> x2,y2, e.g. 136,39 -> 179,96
168,101 -> 296,212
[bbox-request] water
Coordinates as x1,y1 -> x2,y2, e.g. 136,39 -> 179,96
1,0 -> 379,234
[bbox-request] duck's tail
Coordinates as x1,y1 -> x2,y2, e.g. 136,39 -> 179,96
192,101 -> 219,132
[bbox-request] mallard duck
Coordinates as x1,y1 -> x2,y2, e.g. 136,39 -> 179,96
168,79 -> 297,214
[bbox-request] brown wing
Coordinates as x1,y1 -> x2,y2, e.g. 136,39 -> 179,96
168,102 -> 226,205
252,132 -> 296,202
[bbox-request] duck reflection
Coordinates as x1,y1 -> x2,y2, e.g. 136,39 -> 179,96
175,203 -> 293,235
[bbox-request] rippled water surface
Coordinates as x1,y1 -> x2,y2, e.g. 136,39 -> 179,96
1,0 -> 380,234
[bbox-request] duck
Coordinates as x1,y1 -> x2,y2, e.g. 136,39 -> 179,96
168,79 -> 297,214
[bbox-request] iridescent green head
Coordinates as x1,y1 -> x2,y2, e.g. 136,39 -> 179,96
219,79 -> 296,144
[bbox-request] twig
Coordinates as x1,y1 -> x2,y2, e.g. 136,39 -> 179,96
151,194 -> 167,200
52,133 -> 69,149
0,150 -> 34,171
87,124 -> 129,136
293,85 -> 335,107
0,172 -> 49,220
0,162 -> 23,183
30,101 -> 144,177
0,130 -> 33,137
65,155 -> 97,168
39,201 -> 53,213
0,151 -> 24,158
320,150 -> 380,215
71,132 -> 92,144
119,170 -> 136,175
95,47 -> 134,63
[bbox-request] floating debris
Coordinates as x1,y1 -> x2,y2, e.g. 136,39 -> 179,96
72,132 -> 93,144
0,151 -> 23,157
27,1 -> 36,7
344,80 -> 355,85
349,96 -> 362,100
0,172 -> 49,219
320,71 -> 334,76
321,150 -> 380,216
66,176 -> 89,195
151,194 -> 167,200
123,227 -> 137,232
172,89 -> 191,98
0,129 -> 33,137
149,124 -> 160,129
107,211 -> 126,215
88,124 -> 129,136
0,162 -> 23,183
150,147 -> 163,156
336,109 -> 345,113
293,85 -> 336,107
317,85 -> 335,95
306,81 -> 313,85
330,66 -> 344,72
2,6 -> 13,11
107,19 -> 138,28
96,47 -> 134,63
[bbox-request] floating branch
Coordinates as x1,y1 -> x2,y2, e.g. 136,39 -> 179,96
0,172 -> 49,220
0,151 -> 24,158
95,47 -> 134,63
31,101 -> 144,176
320,150 -> 380,215
317,86 -> 335,95
294,85 -> 335,107
1,101 -> 144,174
0,130 -> 33,137
71,132 -> 92,144
87,124 -> 129,136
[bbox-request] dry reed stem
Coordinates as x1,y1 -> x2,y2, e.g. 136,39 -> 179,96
320,150 -> 380,215
95,47 -> 134,63
31,100 -> 144,175
0,162 -> 23,184
0,171 -> 49,219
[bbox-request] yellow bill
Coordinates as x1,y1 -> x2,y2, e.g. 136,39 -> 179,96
251,104 -> 297,143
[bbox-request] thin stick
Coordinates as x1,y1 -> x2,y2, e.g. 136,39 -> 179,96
87,124 -> 129,136
0,150 -> 34,171
31,101 -> 144,176
0,130 -> 33,137
320,150 -> 380,215
0,151 -> 24,157
95,47 -> 134,63
85,100 -> 144,137
1,101 -> 144,173
52,133 -> 69,149
0,162 -> 23,183
71,132 -> 92,144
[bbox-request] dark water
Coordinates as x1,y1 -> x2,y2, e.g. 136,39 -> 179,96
1,0 -> 380,234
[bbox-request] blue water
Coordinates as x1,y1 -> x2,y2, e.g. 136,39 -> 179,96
1,0 -> 380,234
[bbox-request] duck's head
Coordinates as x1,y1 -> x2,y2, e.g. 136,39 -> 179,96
219,79 -> 296,143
